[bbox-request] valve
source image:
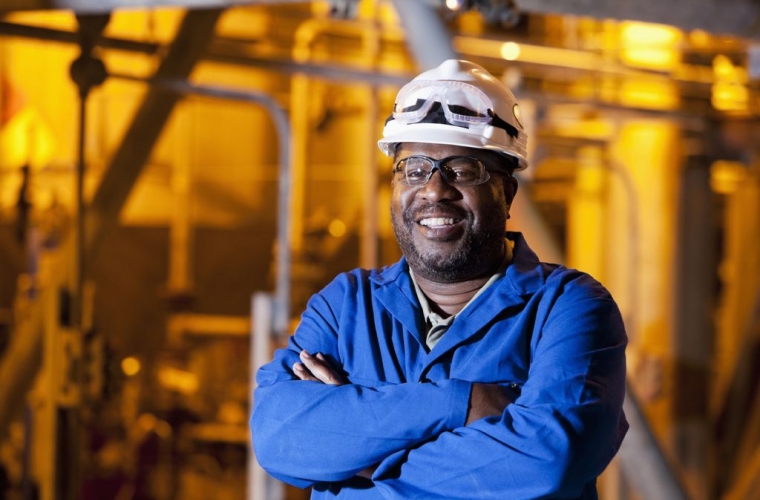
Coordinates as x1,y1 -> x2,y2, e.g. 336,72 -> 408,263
69,14 -> 110,98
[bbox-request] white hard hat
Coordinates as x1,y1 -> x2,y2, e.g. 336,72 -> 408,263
378,59 -> 528,170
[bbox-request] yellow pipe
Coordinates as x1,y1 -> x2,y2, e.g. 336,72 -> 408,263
290,12 -> 382,259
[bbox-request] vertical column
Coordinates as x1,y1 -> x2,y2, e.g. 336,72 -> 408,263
168,104 -> 195,296
567,145 -> 607,280
612,120 -> 682,498
249,293 -> 284,500
672,154 -> 716,500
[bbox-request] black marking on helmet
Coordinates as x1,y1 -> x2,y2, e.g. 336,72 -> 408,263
416,102 -> 469,128
488,110 -> 520,139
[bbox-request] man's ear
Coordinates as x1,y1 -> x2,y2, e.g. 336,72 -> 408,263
502,174 -> 518,205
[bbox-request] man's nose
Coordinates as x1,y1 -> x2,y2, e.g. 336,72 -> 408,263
419,169 -> 458,201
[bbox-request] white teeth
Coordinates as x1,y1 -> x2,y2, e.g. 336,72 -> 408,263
420,217 -> 455,227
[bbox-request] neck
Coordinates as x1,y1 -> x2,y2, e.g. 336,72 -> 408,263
410,240 -> 508,317
414,272 -> 492,318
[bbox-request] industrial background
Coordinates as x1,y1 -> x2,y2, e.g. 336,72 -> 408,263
0,0 -> 758,499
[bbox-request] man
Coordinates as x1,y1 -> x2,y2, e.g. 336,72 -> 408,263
251,59 -> 628,499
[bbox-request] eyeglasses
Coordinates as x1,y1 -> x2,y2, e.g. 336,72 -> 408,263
393,155 -> 495,187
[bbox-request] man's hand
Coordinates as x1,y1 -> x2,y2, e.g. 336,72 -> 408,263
292,350 -> 347,386
293,351 -> 377,479
466,383 -> 514,426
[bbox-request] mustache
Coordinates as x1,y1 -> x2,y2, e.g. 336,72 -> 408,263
405,203 -> 468,222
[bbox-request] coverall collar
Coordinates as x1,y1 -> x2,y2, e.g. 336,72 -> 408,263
369,232 -> 548,360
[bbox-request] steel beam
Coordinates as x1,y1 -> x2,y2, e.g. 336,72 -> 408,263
2,0 -> 759,39
416,0 -> 760,38
0,0 -> 304,14
0,21 -> 160,54
513,0 -> 760,39
85,8 -> 222,264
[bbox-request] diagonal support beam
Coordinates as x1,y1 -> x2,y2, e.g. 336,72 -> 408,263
85,7 -> 223,265
725,423 -> 760,500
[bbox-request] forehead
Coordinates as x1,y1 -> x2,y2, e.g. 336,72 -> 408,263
396,142 -> 504,166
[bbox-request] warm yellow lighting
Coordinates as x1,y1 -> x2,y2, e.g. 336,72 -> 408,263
712,55 -> 747,83
621,22 -> 681,46
121,357 -> 141,377
619,79 -> 680,110
711,55 -> 749,111
689,29 -> 712,48
500,42 -> 521,61
545,110 -> 615,141
158,367 -> 199,395
711,82 -> 749,111
105,9 -> 183,42
329,219 -> 347,238
622,48 -> 679,70
458,11 -> 485,36
5,9 -> 77,29
711,161 -> 747,194
455,37 -> 598,71
312,0 -> 333,16
0,108 -> 57,169
620,22 -> 682,71
567,146 -> 605,275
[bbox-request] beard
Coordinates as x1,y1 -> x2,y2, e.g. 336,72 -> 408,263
391,200 -> 508,283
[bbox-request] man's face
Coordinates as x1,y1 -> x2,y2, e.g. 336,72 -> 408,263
391,142 -> 518,283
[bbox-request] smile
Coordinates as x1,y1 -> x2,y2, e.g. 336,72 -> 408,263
419,217 -> 457,227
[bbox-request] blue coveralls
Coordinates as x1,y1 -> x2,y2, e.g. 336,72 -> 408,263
251,232 -> 628,499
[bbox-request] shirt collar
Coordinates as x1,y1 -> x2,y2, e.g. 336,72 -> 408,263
370,231 -> 548,299
409,238 -> 514,324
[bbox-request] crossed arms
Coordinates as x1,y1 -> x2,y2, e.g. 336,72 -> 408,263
293,350 -> 514,480
250,275 -> 628,499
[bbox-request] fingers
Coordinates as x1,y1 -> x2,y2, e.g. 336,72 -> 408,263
293,350 -> 345,385
292,362 -> 319,381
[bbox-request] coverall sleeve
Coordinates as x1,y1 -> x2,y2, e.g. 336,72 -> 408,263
371,280 -> 629,499
250,288 -> 472,488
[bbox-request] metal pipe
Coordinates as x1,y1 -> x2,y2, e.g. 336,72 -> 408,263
0,0 -> 307,15
248,293 -> 284,500
0,20 -> 412,86
619,381 -> 690,500
390,0 -> 456,70
0,20 -> 159,54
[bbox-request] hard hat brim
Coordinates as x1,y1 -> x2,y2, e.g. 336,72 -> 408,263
378,124 -> 528,171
